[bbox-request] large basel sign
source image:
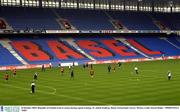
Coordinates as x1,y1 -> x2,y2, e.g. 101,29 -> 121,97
11,39 -> 161,61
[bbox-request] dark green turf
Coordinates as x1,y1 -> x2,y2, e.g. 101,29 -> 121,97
0,59 -> 180,105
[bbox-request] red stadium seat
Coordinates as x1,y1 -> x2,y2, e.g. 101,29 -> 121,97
154,20 -> 169,30
59,19 -> 74,30
0,19 -> 6,29
111,20 -> 126,30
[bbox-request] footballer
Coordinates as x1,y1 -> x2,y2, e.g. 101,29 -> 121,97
134,66 -> 139,74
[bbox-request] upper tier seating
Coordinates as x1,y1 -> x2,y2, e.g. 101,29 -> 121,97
56,9 -> 115,30
0,7 -> 179,30
152,13 -> 180,30
108,11 -> 159,30
0,7 -> 60,30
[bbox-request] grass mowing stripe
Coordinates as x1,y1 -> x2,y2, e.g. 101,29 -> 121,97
0,59 -> 180,105
0,79 -> 108,105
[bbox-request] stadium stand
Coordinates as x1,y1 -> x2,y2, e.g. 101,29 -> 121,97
0,36 -> 180,67
152,13 -> 180,30
0,7 -> 60,30
0,6 -> 179,69
0,19 -> 6,29
0,41 -> 23,66
1,7 -> 179,30
55,9 -> 115,30
153,20 -> 170,30
107,11 -> 159,30
110,20 -> 127,30
58,19 -> 76,30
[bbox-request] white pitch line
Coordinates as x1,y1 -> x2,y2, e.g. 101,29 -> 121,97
3,78 -> 57,95
38,85 -> 57,95
0,83 -> 107,105
1,83 -> 56,95
5,76 -> 108,105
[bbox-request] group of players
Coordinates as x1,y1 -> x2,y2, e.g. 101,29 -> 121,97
3,61 -> 172,94
3,69 -> 16,82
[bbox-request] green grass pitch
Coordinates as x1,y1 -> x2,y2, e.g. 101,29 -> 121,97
0,59 -> 180,105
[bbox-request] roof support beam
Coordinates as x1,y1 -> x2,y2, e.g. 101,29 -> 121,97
152,0 -> 154,12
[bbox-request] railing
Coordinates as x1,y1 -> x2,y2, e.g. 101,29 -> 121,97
0,29 -> 180,35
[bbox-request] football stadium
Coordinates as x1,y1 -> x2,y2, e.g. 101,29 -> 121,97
0,0 -> 180,106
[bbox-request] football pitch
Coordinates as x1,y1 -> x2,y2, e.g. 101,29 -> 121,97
0,59 -> 180,105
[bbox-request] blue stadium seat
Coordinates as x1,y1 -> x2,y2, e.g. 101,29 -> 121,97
0,36 -> 180,66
